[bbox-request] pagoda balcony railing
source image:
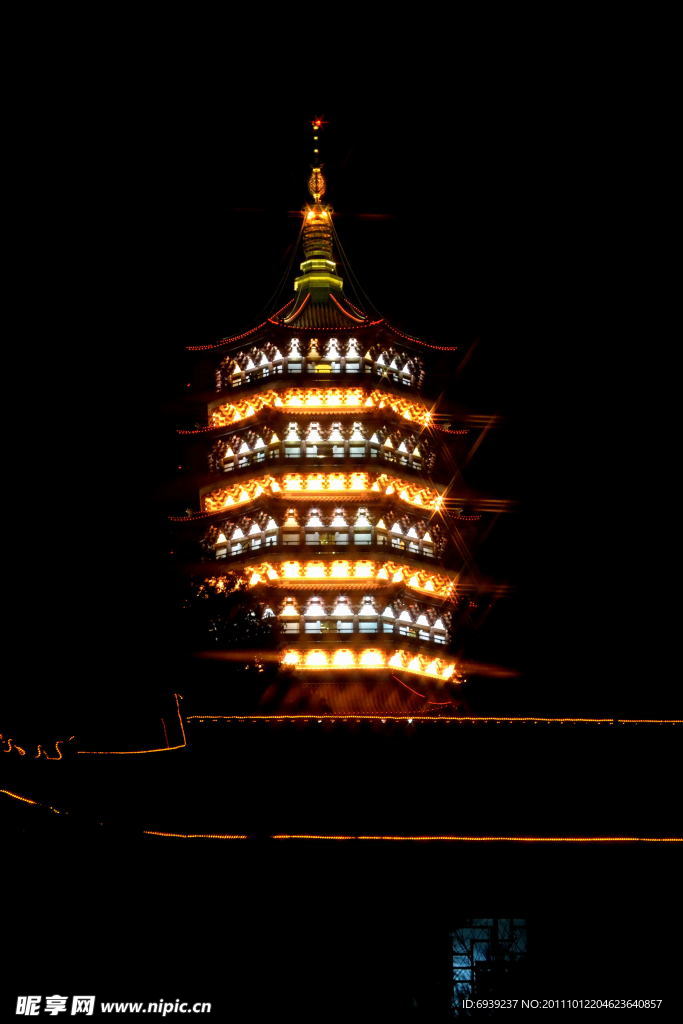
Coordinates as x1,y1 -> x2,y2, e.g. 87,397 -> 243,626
275,620 -> 450,647
217,359 -> 421,393
209,443 -> 435,477
208,534 -> 440,564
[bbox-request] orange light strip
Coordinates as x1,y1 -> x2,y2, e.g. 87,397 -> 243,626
0,788 -> 40,806
1,737 -> 27,755
144,830 -> 250,839
3,735 -> 75,759
3,789 -> 679,844
207,388 -> 432,430
185,714 -> 682,724
281,647 -> 461,682
142,831 -> 683,842
75,743 -> 185,756
35,741 -> 64,760
274,835 -> 683,843
205,557 -> 456,599
201,471 -> 443,515
618,719 -> 683,724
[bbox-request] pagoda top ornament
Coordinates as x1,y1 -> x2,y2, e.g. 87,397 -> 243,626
308,166 -> 326,203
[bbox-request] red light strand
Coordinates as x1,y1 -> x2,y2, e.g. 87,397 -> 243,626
385,322 -> 459,351
282,291 -> 310,323
329,292 -> 368,323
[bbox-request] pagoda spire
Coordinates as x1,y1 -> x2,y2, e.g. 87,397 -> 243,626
293,118 -> 344,299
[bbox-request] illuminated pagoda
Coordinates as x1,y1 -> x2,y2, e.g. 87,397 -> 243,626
173,121 -> 492,713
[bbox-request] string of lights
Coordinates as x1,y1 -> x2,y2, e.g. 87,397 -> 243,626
0,789 -> 41,806
384,322 -> 459,351
185,715 -> 683,725
329,292 -> 368,323
1,786 -> 679,843
282,291 -> 310,323
141,831 -> 683,843
4,716 -> 679,761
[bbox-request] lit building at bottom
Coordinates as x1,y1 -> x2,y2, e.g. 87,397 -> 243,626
451,919 -> 528,1014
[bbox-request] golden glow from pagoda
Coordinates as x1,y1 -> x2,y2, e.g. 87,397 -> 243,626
281,647 -> 461,682
202,472 -> 443,514
218,558 -> 456,599
209,388 -> 432,429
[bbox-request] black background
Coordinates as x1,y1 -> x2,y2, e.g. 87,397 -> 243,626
2,49 -> 681,1018
6,95 -> 678,731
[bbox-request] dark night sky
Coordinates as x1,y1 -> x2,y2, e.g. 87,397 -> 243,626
4,84 -> 677,732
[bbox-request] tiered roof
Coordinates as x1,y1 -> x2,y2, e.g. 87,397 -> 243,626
176,134 -> 475,707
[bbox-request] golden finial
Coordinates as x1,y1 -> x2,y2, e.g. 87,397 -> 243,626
308,166 -> 326,202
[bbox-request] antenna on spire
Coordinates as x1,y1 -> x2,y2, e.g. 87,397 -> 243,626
308,118 -> 327,202
310,117 -> 326,162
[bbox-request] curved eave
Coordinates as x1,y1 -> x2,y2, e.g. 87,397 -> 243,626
185,304 -> 460,356
381,320 -> 460,353
185,300 -> 293,353
185,298 -> 384,354
278,290 -> 378,329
